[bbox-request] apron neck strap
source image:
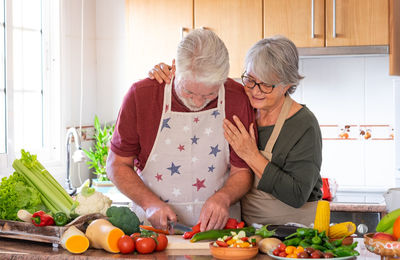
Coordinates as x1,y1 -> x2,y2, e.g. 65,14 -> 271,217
262,94 -> 293,160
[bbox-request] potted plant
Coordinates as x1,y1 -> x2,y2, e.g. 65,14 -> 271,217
83,115 -> 115,189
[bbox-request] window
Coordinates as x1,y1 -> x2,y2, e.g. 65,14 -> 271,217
0,0 -> 60,172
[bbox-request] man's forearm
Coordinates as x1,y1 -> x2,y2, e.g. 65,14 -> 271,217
107,158 -> 161,211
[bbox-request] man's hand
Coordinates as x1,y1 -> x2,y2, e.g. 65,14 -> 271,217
145,202 -> 177,230
148,59 -> 175,84
198,193 -> 230,231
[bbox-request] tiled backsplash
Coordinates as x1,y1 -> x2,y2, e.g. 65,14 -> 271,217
293,55 -> 396,201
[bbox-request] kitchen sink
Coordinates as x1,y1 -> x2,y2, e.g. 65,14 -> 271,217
330,211 -> 380,237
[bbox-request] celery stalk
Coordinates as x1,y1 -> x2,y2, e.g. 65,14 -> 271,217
12,160 -> 71,215
12,151 -> 75,216
32,163 -> 74,207
15,168 -> 59,213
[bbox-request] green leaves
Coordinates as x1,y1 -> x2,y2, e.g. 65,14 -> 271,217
0,172 -> 46,221
83,115 -> 115,181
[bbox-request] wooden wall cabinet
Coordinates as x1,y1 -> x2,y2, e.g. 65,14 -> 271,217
264,0 -> 389,48
126,0 -> 262,80
195,0 -> 263,77
126,0 -> 193,81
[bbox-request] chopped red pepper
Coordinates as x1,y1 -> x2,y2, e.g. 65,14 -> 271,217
191,222 -> 201,233
182,222 -> 201,239
31,211 -> 54,226
224,218 -> 239,229
236,221 -> 245,228
216,241 -> 229,247
183,231 -> 196,239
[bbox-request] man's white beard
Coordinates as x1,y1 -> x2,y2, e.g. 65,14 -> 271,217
175,88 -> 212,112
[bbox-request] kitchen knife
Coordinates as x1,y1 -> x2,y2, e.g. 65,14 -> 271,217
168,221 -> 192,235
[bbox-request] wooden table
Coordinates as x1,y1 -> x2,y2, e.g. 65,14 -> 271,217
0,237 -> 395,259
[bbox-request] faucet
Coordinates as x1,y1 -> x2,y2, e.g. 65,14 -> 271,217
66,127 -> 86,196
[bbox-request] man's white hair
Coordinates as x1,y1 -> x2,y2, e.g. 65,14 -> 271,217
175,28 -> 229,88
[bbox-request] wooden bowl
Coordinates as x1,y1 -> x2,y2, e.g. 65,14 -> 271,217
364,233 -> 400,257
209,243 -> 258,260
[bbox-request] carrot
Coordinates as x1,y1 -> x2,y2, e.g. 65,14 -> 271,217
139,225 -> 169,235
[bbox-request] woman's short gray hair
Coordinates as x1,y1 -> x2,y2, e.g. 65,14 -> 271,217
175,28 -> 229,87
244,35 -> 304,94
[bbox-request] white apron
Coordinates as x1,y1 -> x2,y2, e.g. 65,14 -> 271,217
131,78 -> 241,226
241,95 -> 318,226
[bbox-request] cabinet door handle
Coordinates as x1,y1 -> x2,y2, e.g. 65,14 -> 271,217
180,27 -> 186,40
332,0 -> 336,38
311,0 -> 315,38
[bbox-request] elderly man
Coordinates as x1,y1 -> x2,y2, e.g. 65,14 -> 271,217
107,29 -> 254,231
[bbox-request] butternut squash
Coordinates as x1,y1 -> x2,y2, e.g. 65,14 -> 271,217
85,218 -> 124,253
60,225 -> 89,254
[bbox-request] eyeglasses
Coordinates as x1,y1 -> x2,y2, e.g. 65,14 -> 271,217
241,72 -> 276,94
181,86 -> 219,100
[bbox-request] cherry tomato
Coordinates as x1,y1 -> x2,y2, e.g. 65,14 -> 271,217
136,237 -> 156,254
117,235 -> 135,254
153,234 -> 168,251
273,248 -> 280,256
278,251 -> 287,257
278,243 -> 286,252
285,245 -> 296,255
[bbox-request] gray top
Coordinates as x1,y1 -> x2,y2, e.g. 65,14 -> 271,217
257,105 -> 323,208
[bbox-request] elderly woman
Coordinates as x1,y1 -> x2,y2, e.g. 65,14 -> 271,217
222,36 -> 322,226
149,35 -> 322,226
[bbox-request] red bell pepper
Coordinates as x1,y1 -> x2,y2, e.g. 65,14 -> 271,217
236,221 -> 245,228
224,218 -> 238,229
31,211 -> 55,226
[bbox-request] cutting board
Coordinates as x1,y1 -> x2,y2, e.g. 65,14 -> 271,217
166,235 -> 211,249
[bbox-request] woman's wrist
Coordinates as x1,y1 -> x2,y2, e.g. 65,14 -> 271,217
246,151 -> 269,178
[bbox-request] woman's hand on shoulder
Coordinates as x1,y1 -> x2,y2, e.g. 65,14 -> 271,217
223,116 -> 258,162
148,59 -> 175,84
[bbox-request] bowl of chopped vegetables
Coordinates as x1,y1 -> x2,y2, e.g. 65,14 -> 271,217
364,233 -> 400,257
209,230 -> 259,260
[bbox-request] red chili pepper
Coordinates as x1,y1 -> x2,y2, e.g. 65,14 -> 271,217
31,211 -> 55,226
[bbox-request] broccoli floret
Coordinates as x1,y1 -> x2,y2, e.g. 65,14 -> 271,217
106,206 -> 140,235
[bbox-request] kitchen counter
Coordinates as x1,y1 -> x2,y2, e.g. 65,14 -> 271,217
330,202 -> 387,215
0,237 -> 394,260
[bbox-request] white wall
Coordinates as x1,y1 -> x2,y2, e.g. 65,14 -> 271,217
58,0 -> 127,188
293,56 -> 396,202
59,0 -> 98,187
95,0 -> 128,123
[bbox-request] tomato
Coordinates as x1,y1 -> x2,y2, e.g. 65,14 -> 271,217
136,237 -> 156,254
278,243 -> 286,252
278,251 -> 287,257
153,234 -> 168,251
393,215 -> 400,240
130,232 -> 141,242
272,248 -> 280,256
117,235 -> 135,254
